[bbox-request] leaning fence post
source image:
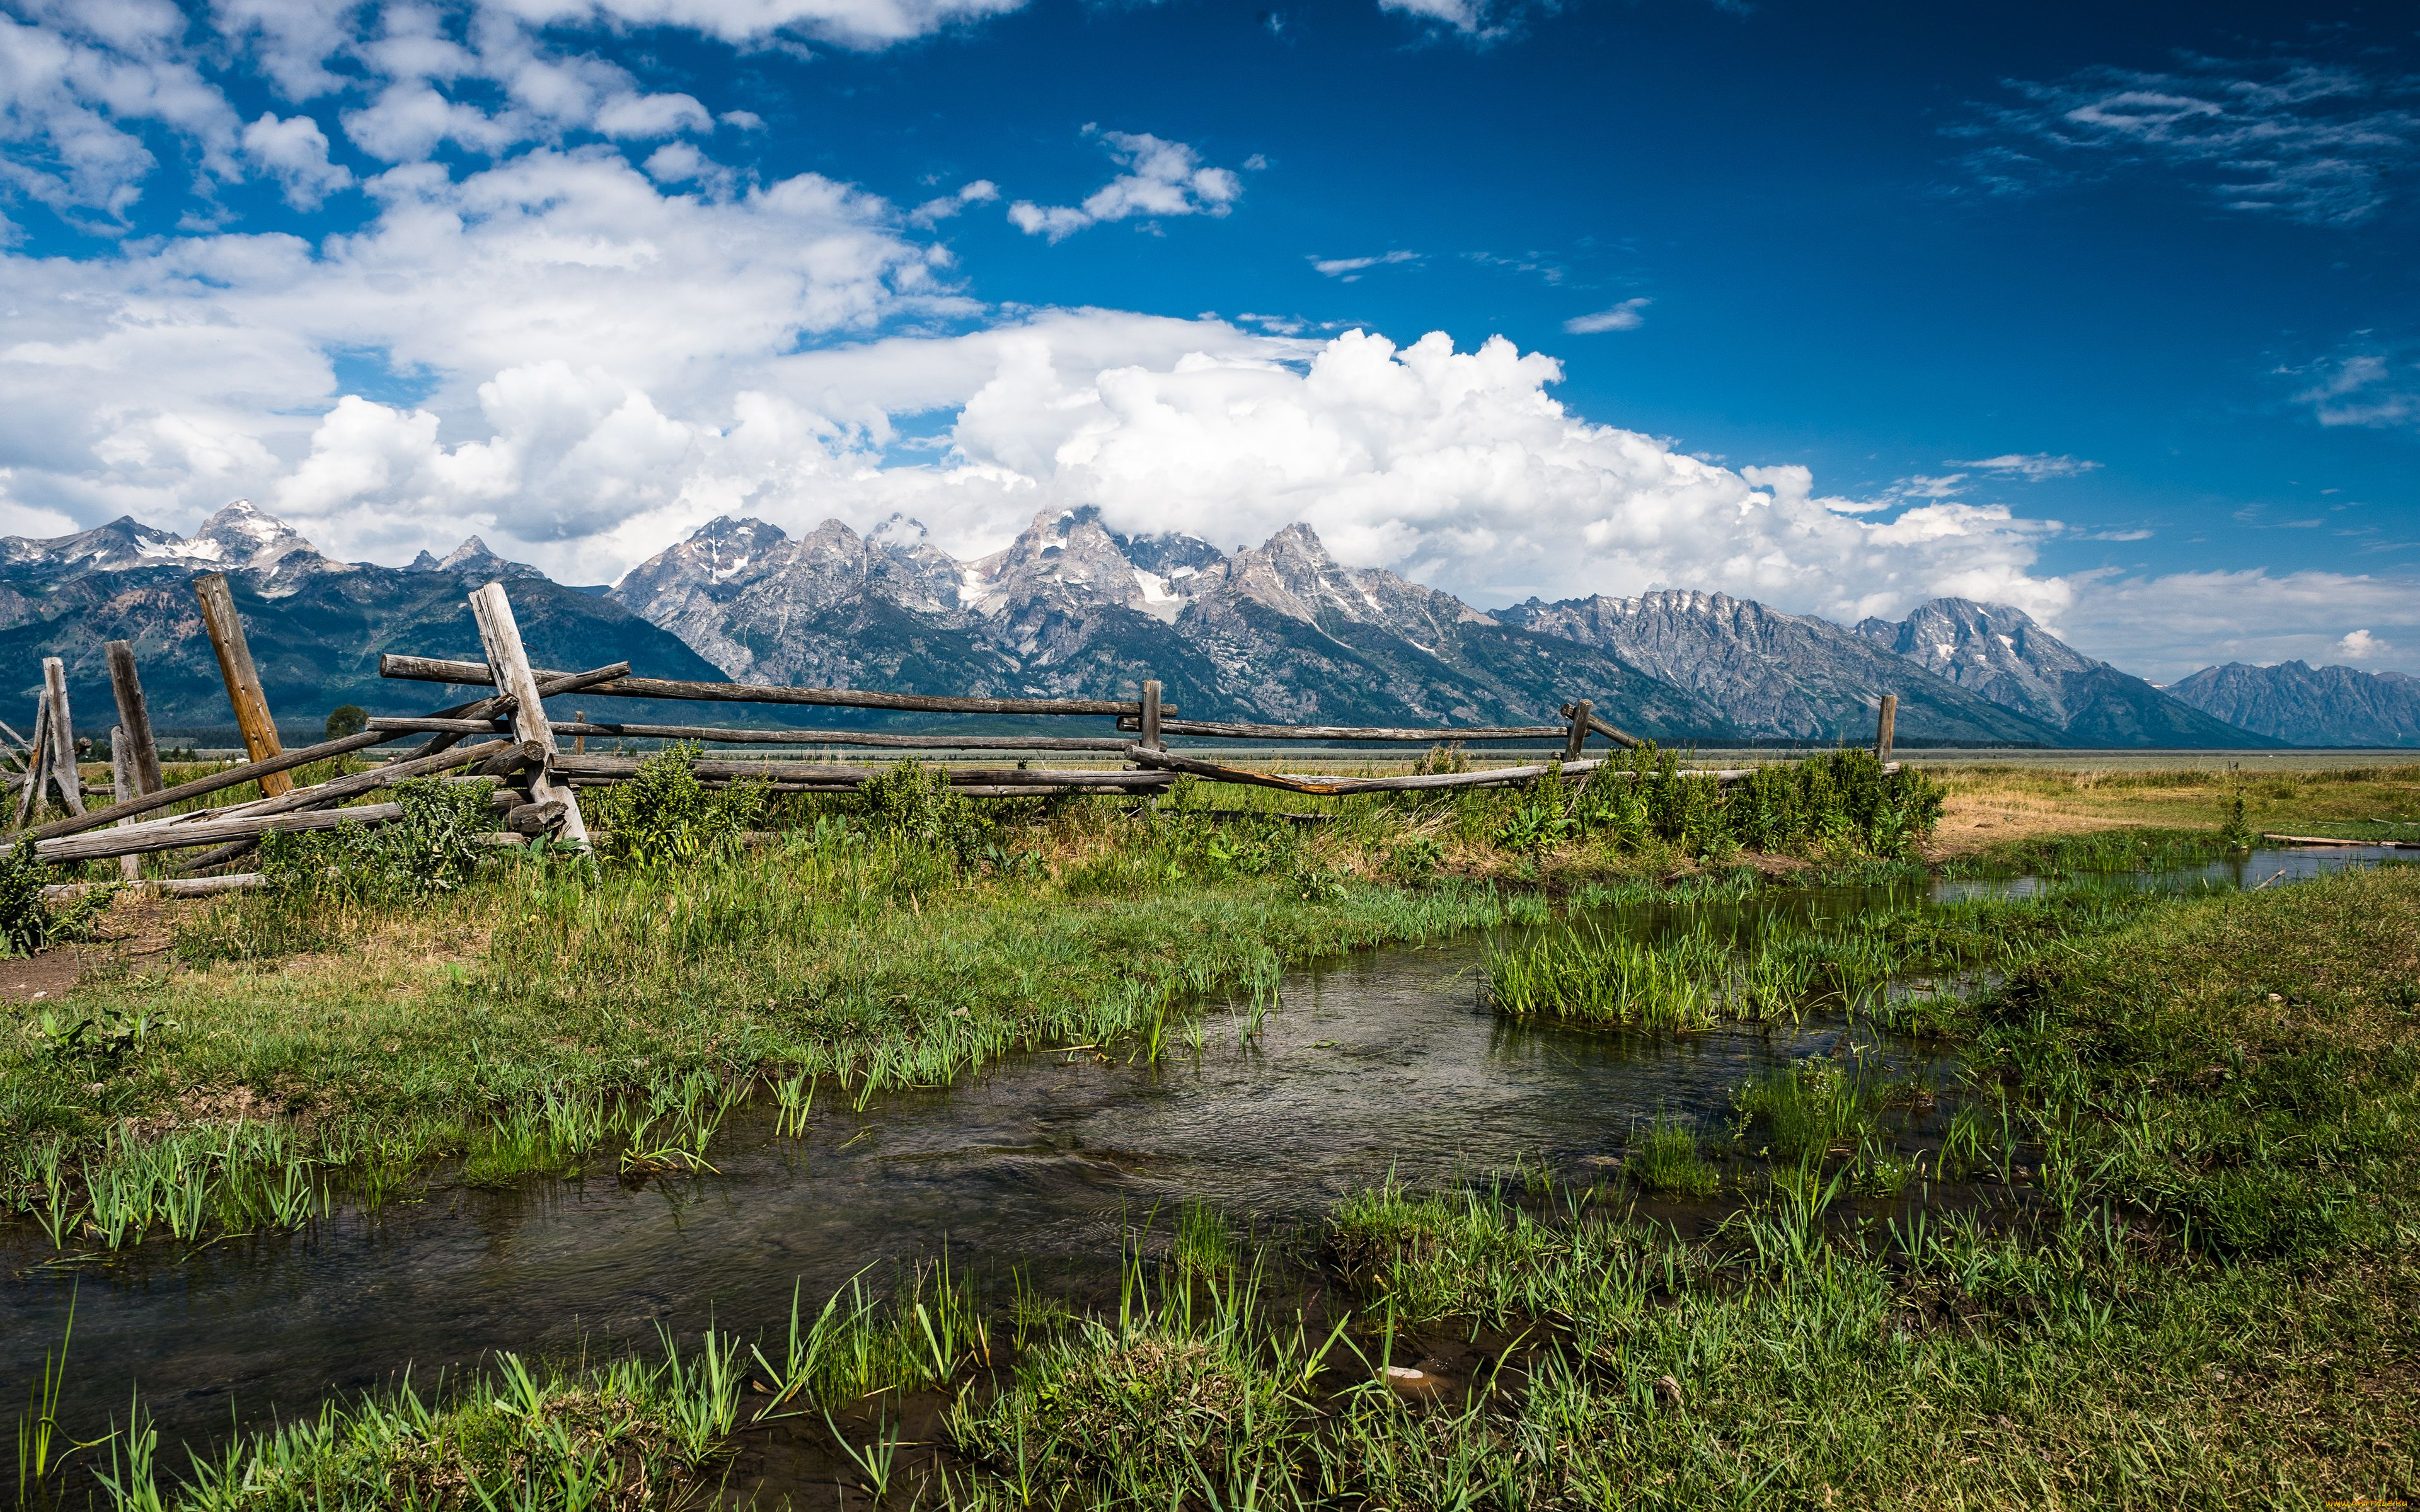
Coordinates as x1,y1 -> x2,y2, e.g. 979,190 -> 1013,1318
1564,698 -> 1592,762
468,582 -> 592,854
13,690 -> 50,827
1140,680 -> 1163,750
110,727 -> 141,880
1874,693 -> 1897,760
40,658 -> 85,817
193,573 -> 291,798
105,639 -> 164,796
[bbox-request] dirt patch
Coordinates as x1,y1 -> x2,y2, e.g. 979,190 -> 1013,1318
1926,793 -> 2158,857
1,890 -> 183,1003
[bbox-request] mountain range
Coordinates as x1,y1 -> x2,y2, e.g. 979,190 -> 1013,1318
2167,661 -> 2420,748
0,499 -> 2395,748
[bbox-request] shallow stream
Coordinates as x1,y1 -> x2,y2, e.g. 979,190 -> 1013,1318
3,845 -> 2402,1470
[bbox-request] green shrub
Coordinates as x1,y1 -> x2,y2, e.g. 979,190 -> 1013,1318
856,759 -> 982,856
260,778 -> 498,901
0,841 -> 108,956
590,743 -> 763,866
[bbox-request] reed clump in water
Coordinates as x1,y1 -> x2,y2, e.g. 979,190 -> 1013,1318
1484,922 -> 1727,1029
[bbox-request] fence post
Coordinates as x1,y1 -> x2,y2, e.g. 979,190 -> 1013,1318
110,727 -> 141,880
468,582 -> 592,854
193,573 -> 291,797
1140,680 -> 1163,750
40,658 -> 85,816
1564,698 -> 1592,762
105,639 -> 164,796
573,709 -> 586,755
14,690 -> 50,827
1874,693 -> 1897,760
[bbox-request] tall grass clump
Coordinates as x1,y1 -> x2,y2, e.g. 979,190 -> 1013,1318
255,777 -> 498,901
1627,1114 -> 1720,1197
1496,743 -> 1945,862
1485,921 -> 1726,1029
0,841 -> 108,957
1732,1059 -> 1877,1164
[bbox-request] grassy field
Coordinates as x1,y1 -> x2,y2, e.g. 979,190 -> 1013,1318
43,857 -> 2418,1509
6,747 -> 2420,1506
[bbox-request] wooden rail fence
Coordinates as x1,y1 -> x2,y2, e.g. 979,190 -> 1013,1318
4,580 -> 1905,869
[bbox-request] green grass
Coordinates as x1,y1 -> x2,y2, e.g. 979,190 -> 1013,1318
1625,1114 -> 1720,1198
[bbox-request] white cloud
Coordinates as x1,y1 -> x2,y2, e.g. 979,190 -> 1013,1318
910,178 -> 1000,226
1956,452 -> 2100,479
1563,298 -> 1649,334
2291,349 -> 2418,429
1312,251 -> 1419,279
2337,628 -> 2387,660
1008,130 -> 1244,243
240,111 -> 353,207
1962,56 -> 2420,225
0,6 -> 243,220
2053,568 -> 2420,679
1378,0 -> 1504,40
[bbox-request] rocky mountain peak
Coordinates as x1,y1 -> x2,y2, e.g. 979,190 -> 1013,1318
966,507 -> 1161,622
186,500 -> 334,580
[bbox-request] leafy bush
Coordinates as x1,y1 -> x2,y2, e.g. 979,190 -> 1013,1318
856,760 -> 984,857
0,841 -> 107,957
1557,744 -> 1944,861
260,778 -> 499,901
590,743 -> 763,866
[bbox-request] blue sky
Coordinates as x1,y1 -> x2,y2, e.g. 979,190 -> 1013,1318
2,0 -> 2415,677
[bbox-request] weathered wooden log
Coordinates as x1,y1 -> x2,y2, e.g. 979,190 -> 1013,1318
1563,704 -> 1644,750
468,584 -> 592,852
366,714 -> 1138,752
40,659 -> 85,816
8,728 -> 397,845
1120,716 -> 1568,742
1875,693 -> 1897,760
1564,698 -> 1592,762
1125,746 -> 1608,795
43,873 -> 270,902
1140,679 -> 1163,750
110,727 -> 141,880
403,660 -> 633,760
105,640 -> 164,796
552,753 -> 1175,787
2259,832 -> 2417,849
37,801 -> 405,862
212,738 -> 528,822
378,653 -> 1170,718
504,798 -> 568,835
194,572 -> 290,797
11,694 -> 48,828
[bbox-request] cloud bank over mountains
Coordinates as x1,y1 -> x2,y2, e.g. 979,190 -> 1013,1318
0,0 -> 2412,681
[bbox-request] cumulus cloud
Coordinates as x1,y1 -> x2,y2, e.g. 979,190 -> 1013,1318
1564,299 -> 1649,334
2337,628 -> 2387,660
1956,452 -> 2100,479
1959,55 -> 2420,225
1378,0 -> 1511,41
240,112 -> 353,207
0,3 -> 243,220
1008,130 -> 1245,242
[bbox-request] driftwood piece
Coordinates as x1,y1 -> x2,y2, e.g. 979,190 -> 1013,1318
378,653 -> 1171,718
37,801 -> 405,863
105,640 -> 164,796
468,584 -> 591,852
194,572 -> 291,797
366,714 -> 1136,752
40,658 -> 84,816
1122,716 -> 1567,742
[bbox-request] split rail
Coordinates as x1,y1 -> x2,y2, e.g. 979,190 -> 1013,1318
5,578 -> 1901,878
